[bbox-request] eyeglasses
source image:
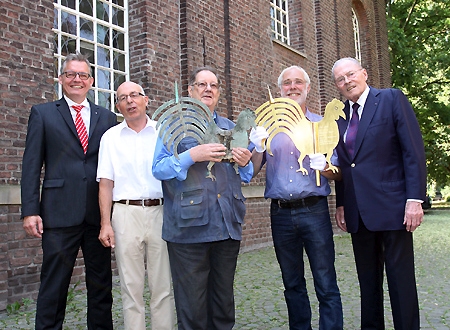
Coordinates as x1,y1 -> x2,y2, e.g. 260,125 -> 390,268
282,79 -> 307,87
61,71 -> 91,80
192,82 -> 220,91
335,69 -> 363,86
116,92 -> 145,103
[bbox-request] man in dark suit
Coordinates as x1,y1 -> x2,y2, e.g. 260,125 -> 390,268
331,57 -> 426,330
21,52 -> 117,329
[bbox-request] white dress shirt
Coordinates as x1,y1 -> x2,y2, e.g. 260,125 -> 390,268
64,95 -> 91,134
96,116 -> 163,200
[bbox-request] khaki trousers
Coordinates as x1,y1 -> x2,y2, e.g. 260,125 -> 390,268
112,203 -> 175,330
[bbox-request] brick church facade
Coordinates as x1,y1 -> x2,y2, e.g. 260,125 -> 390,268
0,0 -> 390,310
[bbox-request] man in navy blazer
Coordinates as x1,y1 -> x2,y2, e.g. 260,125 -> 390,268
21,53 -> 117,329
331,57 -> 426,330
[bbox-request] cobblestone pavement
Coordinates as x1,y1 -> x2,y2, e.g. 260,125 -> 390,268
1,208 -> 449,329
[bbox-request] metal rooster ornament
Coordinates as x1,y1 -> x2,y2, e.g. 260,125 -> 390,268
255,87 -> 345,185
152,82 -> 256,180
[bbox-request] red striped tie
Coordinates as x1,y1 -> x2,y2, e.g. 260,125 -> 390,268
72,105 -> 88,154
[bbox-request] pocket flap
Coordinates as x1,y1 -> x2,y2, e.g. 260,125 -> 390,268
43,178 -> 65,188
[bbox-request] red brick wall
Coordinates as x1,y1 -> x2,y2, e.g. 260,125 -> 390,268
0,0 -> 390,310
1,0 -> 55,311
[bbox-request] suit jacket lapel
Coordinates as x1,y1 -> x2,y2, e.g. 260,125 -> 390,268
88,100 -> 100,138
56,98 -> 79,139
353,87 -> 379,158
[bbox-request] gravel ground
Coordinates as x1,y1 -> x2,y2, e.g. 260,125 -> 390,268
1,208 -> 449,329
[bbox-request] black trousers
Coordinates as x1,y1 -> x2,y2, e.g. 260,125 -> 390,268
351,219 -> 419,330
35,223 -> 113,330
167,239 -> 241,330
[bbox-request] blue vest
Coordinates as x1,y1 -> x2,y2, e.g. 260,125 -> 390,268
161,115 -> 246,243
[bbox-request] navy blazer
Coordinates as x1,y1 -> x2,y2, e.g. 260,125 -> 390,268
335,87 -> 426,233
21,98 -> 117,228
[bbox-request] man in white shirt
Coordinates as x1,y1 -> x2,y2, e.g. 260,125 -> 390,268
97,81 -> 175,330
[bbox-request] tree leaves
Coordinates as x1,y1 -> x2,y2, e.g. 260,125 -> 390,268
387,0 -> 450,186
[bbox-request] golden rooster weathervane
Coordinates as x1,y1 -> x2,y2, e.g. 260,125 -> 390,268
254,87 -> 345,185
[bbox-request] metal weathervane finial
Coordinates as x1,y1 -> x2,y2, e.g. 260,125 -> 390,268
267,85 -> 274,103
174,81 -> 179,103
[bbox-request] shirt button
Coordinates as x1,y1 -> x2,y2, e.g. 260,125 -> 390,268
290,166 -> 293,169
289,180 -> 292,183
290,151 -> 294,155
351,163 -> 356,167
217,194 -> 221,198
289,193 -> 293,197
190,200 -> 194,204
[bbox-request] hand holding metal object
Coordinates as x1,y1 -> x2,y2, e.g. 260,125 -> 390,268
152,82 -> 256,181
313,98 -> 346,176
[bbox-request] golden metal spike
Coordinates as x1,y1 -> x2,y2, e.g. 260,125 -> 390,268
267,85 -> 274,103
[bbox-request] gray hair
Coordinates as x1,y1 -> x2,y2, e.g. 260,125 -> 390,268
60,52 -> 92,76
331,57 -> 362,80
277,65 -> 311,88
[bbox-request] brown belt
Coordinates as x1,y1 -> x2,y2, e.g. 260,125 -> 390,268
116,199 -> 163,207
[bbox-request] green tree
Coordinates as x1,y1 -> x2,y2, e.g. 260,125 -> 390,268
386,0 -> 450,187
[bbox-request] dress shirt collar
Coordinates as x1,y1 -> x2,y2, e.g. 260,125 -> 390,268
349,85 -> 370,117
120,115 -> 157,133
64,95 -> 90,110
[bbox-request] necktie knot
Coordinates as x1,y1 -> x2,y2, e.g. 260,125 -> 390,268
72,105 -> 84,113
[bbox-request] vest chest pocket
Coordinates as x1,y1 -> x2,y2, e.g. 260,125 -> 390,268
179,189 -> 206,226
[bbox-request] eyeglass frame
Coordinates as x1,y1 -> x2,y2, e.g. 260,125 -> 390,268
116,92 -> 145,104
281,79 -> 308,87
192,81 -> 220,91
334,69 -> 363,86
61,71 -> 92,80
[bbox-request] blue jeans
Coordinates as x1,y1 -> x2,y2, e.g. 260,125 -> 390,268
270,197 -> 343,330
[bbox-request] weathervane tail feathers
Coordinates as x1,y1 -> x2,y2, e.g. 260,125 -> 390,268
255,91 -> 307,159
152,91 -> 212,159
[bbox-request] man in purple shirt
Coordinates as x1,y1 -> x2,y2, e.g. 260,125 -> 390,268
250,66 -> 343,330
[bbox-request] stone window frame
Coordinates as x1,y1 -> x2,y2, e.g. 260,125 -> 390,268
53,0 -> 129,113
352,8 -> 361,62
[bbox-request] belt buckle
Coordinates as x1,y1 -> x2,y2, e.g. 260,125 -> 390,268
278,199 -> 287,208
141,199 -> 145,207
